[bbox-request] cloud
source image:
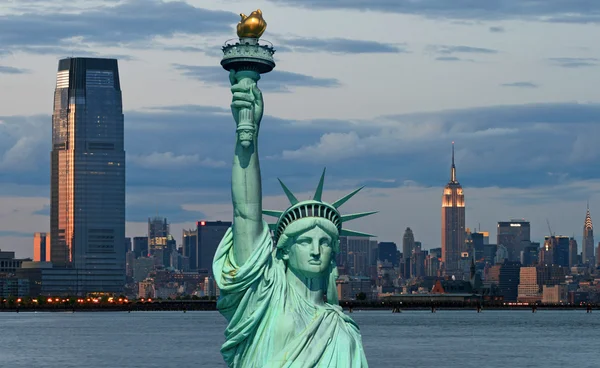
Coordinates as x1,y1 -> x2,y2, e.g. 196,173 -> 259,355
171,65 -> 341,92
272,102 -> 600,189
0,0 -> 236,54
10,45 -> 135,60
489,26 -> 505,33
435,56 -> 474,62
0,115 -> 48,174
501,81 -> 539,88
0,66 -> 28,74
429,45 -> 499,55
548,57 -> 599,68
275,37 -> 409,54
128,152 -> 227,169
265,0 -> 600,24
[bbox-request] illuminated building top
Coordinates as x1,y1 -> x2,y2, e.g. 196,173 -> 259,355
442,142 -> 464,208
585,204 -> 593,231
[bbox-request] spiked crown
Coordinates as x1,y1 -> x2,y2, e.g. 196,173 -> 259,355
263,169 -> 377,245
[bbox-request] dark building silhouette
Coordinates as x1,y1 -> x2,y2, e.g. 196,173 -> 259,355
183,221 -> 231,273
402,228 -> 415,278
133,236 -> 149,259
521,242 -> 540,266
378,242 -> 398,267
50,57 -> 125,294
498,261 -> 521,302
569,238 -> 579,267
497,220 -> 530,262
471,232 -> 485,261
541,236 -> 570,268
441,143 -> 465,277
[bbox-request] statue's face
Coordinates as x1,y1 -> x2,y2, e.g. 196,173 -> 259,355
286,226 -> 333,278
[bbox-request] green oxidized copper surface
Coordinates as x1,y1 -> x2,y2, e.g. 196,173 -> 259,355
213,10 -> 373,367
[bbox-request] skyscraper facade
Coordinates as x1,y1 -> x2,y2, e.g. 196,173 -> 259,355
583,205 -> 594,265
50,57 -> 126,294
497,220 -> 531,262
441,143 -> 465,276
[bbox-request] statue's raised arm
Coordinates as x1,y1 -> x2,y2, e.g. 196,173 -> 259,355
229,70 -> 265,266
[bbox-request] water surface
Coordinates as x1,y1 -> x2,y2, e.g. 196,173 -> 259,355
0,310 -> 597,367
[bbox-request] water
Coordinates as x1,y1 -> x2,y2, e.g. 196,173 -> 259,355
0,310 -> 598,367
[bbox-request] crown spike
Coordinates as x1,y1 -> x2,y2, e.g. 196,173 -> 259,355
314,168 -> 326,202
263,209 -> 284,218
332,186 -> 364,209
340,229 -> 376,238
341,211 -> 378,223
278,178 -> 299,205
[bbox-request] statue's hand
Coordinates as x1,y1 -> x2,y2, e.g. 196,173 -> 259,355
230,71 -> 264,132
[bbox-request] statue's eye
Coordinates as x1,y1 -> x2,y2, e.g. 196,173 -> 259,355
297,238 -> 311,246
320,238 -> 331,246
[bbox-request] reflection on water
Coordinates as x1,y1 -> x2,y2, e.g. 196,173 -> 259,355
0,310 -> 598,367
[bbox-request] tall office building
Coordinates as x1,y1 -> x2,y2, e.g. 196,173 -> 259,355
50,57 -> 125,294
377,242 -> 398,267
33,232 -> 51,262
182,221 -> 231,273
583,205 -> 594,265
441,143 -> 465,276
497,220 -> 531,262
402,228 -> 414,260
402,228 -> 415,279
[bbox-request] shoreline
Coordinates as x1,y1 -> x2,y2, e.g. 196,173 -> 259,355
0,300 -> 597,313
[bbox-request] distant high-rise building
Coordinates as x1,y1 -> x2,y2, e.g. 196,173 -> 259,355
377,242 -> 398,267
133,236 -> 149,259
50,57 -> 125,294
346,236 -> 372,277
583,205 -> 594,265
540,236 -> 570,267
402,228 -> 414,260
148,217 -> 169,241
402,228 -> 415,278
597,242 -> 600,267
147,217 -> 175,266
497,220 -> 530,262
33,232 -> 51,262
569,238 -> 579,267
521,242 -> 540,266
182,221 -> 231,273
441,143 -> 465,276
470,232 -> 485,261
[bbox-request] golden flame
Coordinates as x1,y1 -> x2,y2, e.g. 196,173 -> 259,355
237,9 -> 267,38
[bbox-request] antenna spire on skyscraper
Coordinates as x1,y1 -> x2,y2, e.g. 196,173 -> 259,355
450,141 -> 457,183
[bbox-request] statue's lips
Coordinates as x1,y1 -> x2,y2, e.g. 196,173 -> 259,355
308,260 -> 322,265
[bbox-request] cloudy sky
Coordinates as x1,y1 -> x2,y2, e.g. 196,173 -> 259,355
1,0 -> 600,258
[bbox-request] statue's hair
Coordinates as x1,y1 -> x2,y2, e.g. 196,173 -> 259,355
274,217 -> 340,305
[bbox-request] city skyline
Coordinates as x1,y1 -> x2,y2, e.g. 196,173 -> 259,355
1,1 -> 600,257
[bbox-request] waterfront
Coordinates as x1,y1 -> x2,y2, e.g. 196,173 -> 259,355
0,310 -> 598,367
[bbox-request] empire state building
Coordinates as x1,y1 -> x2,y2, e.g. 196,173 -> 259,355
441,143 -> 465,276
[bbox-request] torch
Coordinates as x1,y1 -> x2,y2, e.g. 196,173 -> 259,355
221,9 -> 275,148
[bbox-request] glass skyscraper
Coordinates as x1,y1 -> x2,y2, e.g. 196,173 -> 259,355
50,57 -> 126,294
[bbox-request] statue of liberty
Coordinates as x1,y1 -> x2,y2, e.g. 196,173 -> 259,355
213,10 -> 374,367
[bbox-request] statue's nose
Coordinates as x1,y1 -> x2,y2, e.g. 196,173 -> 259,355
310,242 -> 321,257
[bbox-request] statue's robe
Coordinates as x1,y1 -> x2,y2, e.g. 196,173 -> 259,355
213,222 -> 369,368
